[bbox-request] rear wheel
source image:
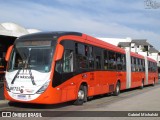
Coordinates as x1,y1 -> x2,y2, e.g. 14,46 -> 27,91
113,82 -> 120,96
74,85 -> 87,105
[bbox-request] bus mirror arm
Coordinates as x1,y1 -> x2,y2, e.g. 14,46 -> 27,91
5,45 -> 13,61
55,44 -> 64,61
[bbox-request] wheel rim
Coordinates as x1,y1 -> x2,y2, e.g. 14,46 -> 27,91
78,90 -> 85,100
116,84 -> 120,93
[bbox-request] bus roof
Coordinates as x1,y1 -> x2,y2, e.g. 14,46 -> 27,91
14,31 -> 158,63
15,31 -> 82,42
84,34 -> 125,54
130,52 -> 144,59
147,57 -> 157,63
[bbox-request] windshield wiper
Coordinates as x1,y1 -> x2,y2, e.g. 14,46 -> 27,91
11,68 -> 22,84
26,48 -> 36,85
28,64 -> 36,85
11,48 -> 36,85
11,48 -> 25,85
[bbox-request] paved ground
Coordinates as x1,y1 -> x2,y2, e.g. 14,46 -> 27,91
0,83 -> 4,100
0,82 -> 160,120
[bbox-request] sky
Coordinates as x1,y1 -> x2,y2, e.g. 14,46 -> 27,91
0,0 -> 160,50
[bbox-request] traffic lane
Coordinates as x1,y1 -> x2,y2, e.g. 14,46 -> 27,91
1,84 -> 160,120
0,83 -> 160,112
85,85 -> 160,111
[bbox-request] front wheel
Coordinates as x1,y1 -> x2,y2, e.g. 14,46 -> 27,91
113,82 -> 120,96
74,85 -> 87,105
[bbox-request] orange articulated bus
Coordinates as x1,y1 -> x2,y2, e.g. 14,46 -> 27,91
4,32 -> 158,105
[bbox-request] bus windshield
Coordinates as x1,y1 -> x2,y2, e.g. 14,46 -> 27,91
8,40 -> 55,73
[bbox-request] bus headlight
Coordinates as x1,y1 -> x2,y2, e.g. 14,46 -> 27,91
36,81 -> 50,94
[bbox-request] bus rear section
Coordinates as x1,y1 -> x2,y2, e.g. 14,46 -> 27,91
125,51 -> 158,89
146,57 -> 158,86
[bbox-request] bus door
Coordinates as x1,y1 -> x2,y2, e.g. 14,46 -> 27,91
57,41 -> 77,102
131,57 -> 139,88
106,51 -> 117,92
116,53 -> 126,90
93,47 -> 102,94
62,49 -> 76,101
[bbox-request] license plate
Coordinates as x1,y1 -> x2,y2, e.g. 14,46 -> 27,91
17,94 -> 26,100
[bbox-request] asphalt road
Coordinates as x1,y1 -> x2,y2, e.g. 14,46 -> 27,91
0,82 -> 160,120
0,83 -> 4,100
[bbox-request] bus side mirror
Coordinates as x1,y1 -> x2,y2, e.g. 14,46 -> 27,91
5,45 -> 13,61
55,44 -> 64,61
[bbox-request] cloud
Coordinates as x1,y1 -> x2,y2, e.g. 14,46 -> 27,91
0,0 -> 159,49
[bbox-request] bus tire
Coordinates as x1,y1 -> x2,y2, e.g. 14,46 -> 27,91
113,82 -> 120,96
84,86 -> 88,102
8,101 -> 16,106
140,80 -> 144,89
74,85 -> 86,105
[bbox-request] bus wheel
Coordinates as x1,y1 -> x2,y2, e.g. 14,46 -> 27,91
74,85 -> 86,105
140,80 -> 144,89
113,82 -> 120,96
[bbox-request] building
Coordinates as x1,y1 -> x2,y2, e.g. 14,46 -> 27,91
98,37 -> 160,67
0,22 -> 40,81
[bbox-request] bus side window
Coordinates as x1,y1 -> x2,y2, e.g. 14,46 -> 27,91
148,61 -> 150,71
75,43 -> 88,69
155,63 -> 158,72
94,47 -> 102,70
142,59 -> 145,71
151,62 -> 154,72
95,56 -> 101,69
135,58 -> 139,72
63,50 -> 73,73
104,50 -> 108,70
139,59 -> 142,72
122,54 -> 126,71
116,53 -> 122,71
108,51 -> 116,70
88,46 -> 94,69
131,57 -> 135,72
